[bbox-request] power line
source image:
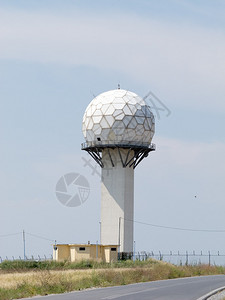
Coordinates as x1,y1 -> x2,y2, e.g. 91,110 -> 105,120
0,232 -> 21,238
26,232 -> 55,242
0,231 -> 55,242
123,218 -> 225,233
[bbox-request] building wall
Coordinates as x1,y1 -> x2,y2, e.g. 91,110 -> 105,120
53,244 -> 118,263
101,148 -> 134,252
55,245 -> 70,261
103,246 -> 118,263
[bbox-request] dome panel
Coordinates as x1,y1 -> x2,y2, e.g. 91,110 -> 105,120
86,130 -> 95,140
101,128 -> 111,140
100,117 -> 109,128
116,112 -> 125,120
127,104 -> 137,114
92,124 -> 101,135
144,119 -> 150,130
105,105 -> 115,115
123,105 -> 132,115
136,124 -> 145,135
92,116 -> 102,123
126,128 -> 136,139
123,115 -> 133,127
113,109 -> 123,117
101,104 -> 110,114
128,118 -> 137,129
87,118 -> 94,130
112,90 -> 126,97
147,117 -> 154,128
84,117 -> 89,127
101,93 -> 115,103
135,96 -> 145,105
127,97 -> 137,105
96,103 -> 102,109
114,97 -> 125,104
135,116 -> 145,124
86,109 -> 92,117
142,106 -> 151,117
135,103 -> 141,110
91,104 -> 97,114
94,109 -> 102,116
82,89 -> 155,145
113,103 -> 125,110
135,108 -> 144,117
105,115 -> 114,127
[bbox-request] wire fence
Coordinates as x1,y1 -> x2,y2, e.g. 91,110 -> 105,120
119,251 -> 225,266
0,255 -> 53,263
1,251 -> 225,266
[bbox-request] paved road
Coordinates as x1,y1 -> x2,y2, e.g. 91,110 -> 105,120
21,275 -> 225,300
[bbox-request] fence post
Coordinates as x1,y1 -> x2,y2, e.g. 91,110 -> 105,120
208,251 -> 211,266
186,251 -> 188,266
159,251 -> 162,261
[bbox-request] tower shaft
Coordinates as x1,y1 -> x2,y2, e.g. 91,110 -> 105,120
101,148 -> 134,253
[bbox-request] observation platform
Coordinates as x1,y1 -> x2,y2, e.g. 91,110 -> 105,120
81,140 -> 156,169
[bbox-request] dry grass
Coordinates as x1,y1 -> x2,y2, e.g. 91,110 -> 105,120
0,260 -> 224,300
0,269 -> 94,289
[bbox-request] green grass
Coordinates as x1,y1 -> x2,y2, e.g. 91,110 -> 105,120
0,259 -> 224,300
0,258 -> 166,271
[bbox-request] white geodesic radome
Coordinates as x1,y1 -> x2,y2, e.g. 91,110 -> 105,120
82,89 -> 155,147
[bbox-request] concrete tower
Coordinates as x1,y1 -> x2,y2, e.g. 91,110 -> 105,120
82,89 -> 155,253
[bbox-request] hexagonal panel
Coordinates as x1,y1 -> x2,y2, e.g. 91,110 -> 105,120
136,124 -> 145,135
87,118 -> 94,130
128,118 -> 137,129
105,115 -> 114,127
100,117 -> 109,129
123,105 -> 132,115
105,105 -> 115,115
113,109 -> 123,117
135,116 -> 145,124
101,104 -> 110,114
116,112 -> 125,120
113,103 -> 125,110
94,109 -> 102,116
92,116 -> 102,123
123,115 -> 133,127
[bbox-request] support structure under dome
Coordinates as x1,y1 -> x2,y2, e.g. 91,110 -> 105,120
81,141 -> 156,169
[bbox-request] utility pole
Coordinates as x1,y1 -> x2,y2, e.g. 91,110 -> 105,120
96,241 -> 98,260
23,230 -> 26,261
99,222 -> 101,244
118,217 -> 121,253
54,240 -> 57,261
133,240 -> 136,261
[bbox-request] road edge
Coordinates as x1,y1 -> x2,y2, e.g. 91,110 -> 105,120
196,286 -> 225,300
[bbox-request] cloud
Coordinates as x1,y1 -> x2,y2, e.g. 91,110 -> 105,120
0,7 -> 225,112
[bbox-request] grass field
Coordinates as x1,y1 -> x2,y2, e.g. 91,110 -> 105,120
0,259 -> 224,300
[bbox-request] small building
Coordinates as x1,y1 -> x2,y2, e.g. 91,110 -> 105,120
53,243 -> 118,263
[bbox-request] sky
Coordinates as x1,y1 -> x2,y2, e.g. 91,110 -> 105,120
0,0 -> 225,261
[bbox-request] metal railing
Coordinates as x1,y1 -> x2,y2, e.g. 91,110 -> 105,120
81,140 -> 155,149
